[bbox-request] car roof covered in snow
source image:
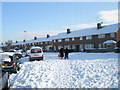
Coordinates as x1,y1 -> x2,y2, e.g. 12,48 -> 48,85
30,46 -> 42,50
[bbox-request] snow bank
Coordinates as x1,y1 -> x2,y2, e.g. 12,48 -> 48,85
10,52 -> 118,88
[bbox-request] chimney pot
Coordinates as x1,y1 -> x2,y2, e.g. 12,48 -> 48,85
47,34 -> 50,38
34,37 -> 37,40
97,22 -> 103,29
67,28 -> 71,34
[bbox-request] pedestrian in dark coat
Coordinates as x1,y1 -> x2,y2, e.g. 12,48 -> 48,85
64,48 -> 69,59
59,47 -> 64,59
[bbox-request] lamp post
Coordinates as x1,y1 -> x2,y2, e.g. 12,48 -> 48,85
24,31 -> 27,52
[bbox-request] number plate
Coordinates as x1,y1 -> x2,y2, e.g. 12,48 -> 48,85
34,54 -> 39,56
0,64 -> 8,66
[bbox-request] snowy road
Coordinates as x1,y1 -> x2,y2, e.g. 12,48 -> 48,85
10,52 -> 118,88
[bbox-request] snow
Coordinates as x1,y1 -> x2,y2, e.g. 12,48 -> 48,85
9,52 -> 118,88
103,40 -> 117,44
53,23 -> 118,39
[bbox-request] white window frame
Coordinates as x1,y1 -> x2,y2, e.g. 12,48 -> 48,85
53,40 -> 56,42
86,35 -> 92,40
58,46 -> 62,49
58,39 -> 62,42
110,33 -> 115,38
98,43 -> 103,49
65,38 -> 69,41
54,46 -> 56,50
72,38 -> 75,41
79,37 -> 83,40
98,34 -> 105,38
85,44 -> 94,49
64,45 -> 70,49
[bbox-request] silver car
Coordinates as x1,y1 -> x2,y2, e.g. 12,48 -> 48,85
0,57 -> 10,90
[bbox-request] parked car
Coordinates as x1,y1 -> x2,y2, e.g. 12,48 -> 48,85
14,50 -> 23,59
25,50 -> 30,57
0,52 -> 20,73
29,46 -> 43,61
8,49 -> 16,52
0,50 -> 3,53
115,47 -> 120,53
0,60 -> 10,90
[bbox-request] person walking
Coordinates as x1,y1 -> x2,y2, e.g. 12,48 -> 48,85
59,47 -> 64,59
64,48 -> 69,59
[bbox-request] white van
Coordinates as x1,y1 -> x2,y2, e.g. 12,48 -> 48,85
29,46 -> 43,61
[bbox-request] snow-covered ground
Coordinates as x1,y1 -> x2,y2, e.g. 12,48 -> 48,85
10,52 -> 118,88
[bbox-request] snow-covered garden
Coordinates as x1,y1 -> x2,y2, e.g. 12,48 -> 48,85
10,52 -> 118,88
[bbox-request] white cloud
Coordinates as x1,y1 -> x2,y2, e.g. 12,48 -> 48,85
64,9 -> 118,31
64,23 -> 96,30
98,10 -> 118,24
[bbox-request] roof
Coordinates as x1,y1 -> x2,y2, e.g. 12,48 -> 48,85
53,23 -> 118,39
0,44 -> 7,47
3,23 -> 119,46
103,40 -> 117,44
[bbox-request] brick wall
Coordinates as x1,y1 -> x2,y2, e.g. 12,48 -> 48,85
117,27 -> 120,42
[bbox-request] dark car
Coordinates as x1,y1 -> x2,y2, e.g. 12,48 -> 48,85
14,50 -> 23,59
0,61 -> 10,90
1,52 -> 20,73
115,47 -> 120,53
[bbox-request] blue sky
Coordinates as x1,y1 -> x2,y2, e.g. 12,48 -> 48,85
1,2 -> 118,43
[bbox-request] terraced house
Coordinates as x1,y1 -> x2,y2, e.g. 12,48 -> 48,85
52,23 -> 118,52
0,23 -> 119,52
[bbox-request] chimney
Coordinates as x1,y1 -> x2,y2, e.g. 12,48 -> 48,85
34,37 -> 37,40
23,40 -> 25,42
47,34 -> 50,38
97,22 -> 103,29
67,28 -> 71,34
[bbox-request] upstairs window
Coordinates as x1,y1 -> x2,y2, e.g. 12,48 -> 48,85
65,38 -> 69,41
79,37 -> 83,40
72,38 -> 75,41
98,34 -> 105,38
86,35 -> 92,40
110,33 -> 115,38
58,39 -> 62,42
53,40 -> 56,42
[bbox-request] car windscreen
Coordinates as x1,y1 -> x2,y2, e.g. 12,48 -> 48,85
31,49 -> 42,53
0,54 -> 12,62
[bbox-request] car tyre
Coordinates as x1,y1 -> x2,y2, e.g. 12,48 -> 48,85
4,76 -> 10,90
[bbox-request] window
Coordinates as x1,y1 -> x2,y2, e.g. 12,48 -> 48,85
79,37 -> 83,40
72,45 -> 75,49
110,33 -> 115,37
58,46 -> 62,49
31,49 -> 41,53
58,39 -> 62,42
64,45 -> 71,49
98,44 -> 104,49
54,46 -> 56,50
80,44 -> 83,49
98,34 -> 105,38
72,38 -> 75,41
65,38 -> 69,41
53,40 -> 56,42
86,35 -> 92,40
85,44 -> 94,49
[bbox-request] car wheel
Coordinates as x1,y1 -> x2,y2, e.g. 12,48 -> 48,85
13,67 -> 18,74
17,66 -> 20,71
4,77 -> 10,89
